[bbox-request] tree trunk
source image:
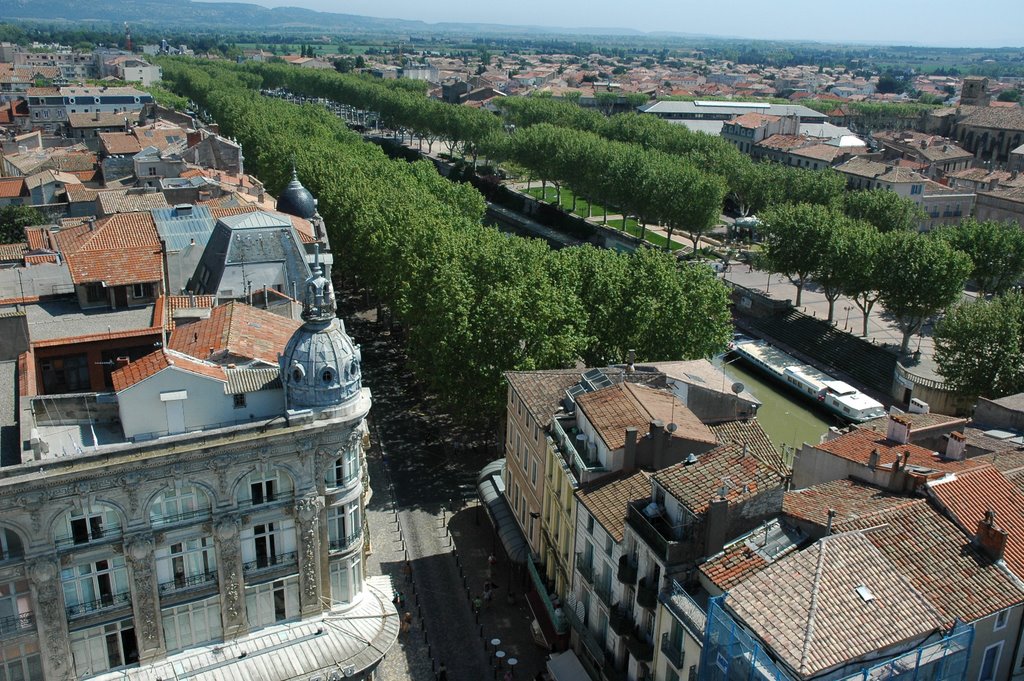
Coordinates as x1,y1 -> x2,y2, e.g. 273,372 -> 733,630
526,178 -> 531,191
795,282 -> 804,307
638,219 -> 646,240
555,184 -> 561,206
572,193 -> 577,212
826,296 -> 836,323
691,231 -> 701,254
666,226 -> 676,251
900,327 -> 914,356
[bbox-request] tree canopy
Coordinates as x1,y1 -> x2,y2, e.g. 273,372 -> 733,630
937,218 -> 1024,297
935,291 -> 1024,399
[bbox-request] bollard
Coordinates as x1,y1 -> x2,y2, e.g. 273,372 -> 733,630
418,604 -> 422,620
423,628 -> 428,644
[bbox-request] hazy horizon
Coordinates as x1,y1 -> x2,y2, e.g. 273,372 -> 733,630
193,0 -> 1024,48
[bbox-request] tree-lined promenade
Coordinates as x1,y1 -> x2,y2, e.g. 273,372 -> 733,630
160,58 -> 733,420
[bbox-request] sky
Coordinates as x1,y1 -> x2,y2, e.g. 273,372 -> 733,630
222,0 -> 1024,48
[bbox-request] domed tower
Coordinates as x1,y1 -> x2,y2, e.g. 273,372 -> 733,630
279,248 -> 361,415
276,166 -> 317,220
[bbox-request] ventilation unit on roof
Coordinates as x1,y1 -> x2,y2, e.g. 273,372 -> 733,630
855,585 -> 874,602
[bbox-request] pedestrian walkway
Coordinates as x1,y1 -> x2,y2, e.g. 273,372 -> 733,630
365,427 -> 549,680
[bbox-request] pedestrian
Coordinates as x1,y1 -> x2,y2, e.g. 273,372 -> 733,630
488,553 -> 497,579
483,582 -> 493,605
404,561 -> 412,582
504,670 -> 512,681
472,595 -> 482,613
400,611 -> 412,635
437,662 -> 448,681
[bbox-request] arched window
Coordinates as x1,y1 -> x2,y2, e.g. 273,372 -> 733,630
150,485 -> 212,527
326,448 -> 359,488
0,528 -> 24,562
238,469 -> 294,506
55,503 -> 121,548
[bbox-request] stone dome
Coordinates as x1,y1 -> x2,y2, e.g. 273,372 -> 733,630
276,168 -> 317,220
279,251 -> 361,411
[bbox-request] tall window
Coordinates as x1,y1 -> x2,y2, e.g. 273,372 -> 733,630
245,577 -> 298,629
0,641 -> 42,680
240,469 -> 292,506
40,353 -> 91,394
61,557 -> 129,615
0,528 -> 23,561
162,597 -> 222,653
328,502 -> 361,551
157,537 -> 216,590
330,448 -> 359,487
58,504 -> 120,546
69,619 -> 138,675
150,485 -> 211,526
0,580 -> 32,636
329,556 -> 363,606
979,642 -> 1003,681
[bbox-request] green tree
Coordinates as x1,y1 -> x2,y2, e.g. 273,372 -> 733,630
875,231 -> 973,355
998,89 -> 1021,103
837,226 -> 884,337
937,219 -> 1024,296
759,203 -> 831,307
811,212 -> 859,323
0,206 -> 44,244
935,291 -> 1024,399
842,190 -> 925,232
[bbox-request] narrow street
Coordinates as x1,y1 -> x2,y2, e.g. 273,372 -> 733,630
340,289 -> 548,680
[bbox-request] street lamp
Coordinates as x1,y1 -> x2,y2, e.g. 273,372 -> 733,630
843,305 -> 854,331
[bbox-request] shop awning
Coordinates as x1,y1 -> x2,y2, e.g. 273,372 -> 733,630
547,650 -> 591,681
477,459 -> 529,565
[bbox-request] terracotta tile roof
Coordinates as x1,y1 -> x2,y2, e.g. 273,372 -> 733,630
813,428 -> 986,475
655,442 -> 786,514
55,212 -> 162,286
506,369 -> 586,427
111,349 -> 226,392
0,243 -> 26,262
960,106 -> 1024,133
928,465 -> 1024,578
65,185 -> 98,204
855,412 -> 967,437
839,497 -> 1024,622
99,132 -> 143,156
790,143 -> 859,162
67,111 -> 132,129
132,124 -> 187,151
757,134 -> 810,151
578,382 -> 714,452
575,469 -> 650,542
708,419 -> 788,474
702,542 -> 768,590
167,301 -> 300,366
728,113 -> 781,128
784,478 -> 919,529
728,531 -> 945,679
24,228 -> 53,251
0,178 -> 27,199
974,449 -> 1024,476
168,295 -> 217,312
96,190 -> 169,215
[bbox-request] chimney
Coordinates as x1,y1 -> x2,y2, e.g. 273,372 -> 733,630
623,427 -> 638,473
825,508 -> 836,536
93,110 -> 100,121
976,510 -> 1009,561
886,414 -> 911,445
115,356 -> 130,368
626,348 -> 635,372
705,498 -> 729,556
87,218 -> 96,231
868,448 -> 880,469
945,431 -> 967,461
649,419 -> 666,469
741,441 -> 749,459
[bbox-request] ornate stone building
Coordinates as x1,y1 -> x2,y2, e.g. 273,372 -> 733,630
0,183 -> 396,679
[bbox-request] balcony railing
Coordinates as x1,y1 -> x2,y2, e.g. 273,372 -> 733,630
662,581 -> 708,640
637,578 -> 657,610
617,555 -> 637,585
158,570 -> 218,595
609,605 -> 633,637
594,579 -> 613,608
0,612 -> 34,638
150,507 -> 212,528
576,553 -> 595,586
66,592 -> 131,618
54,528 -> 122,550
662,632 -> 685,669
552,418 -> 608,483
329,532 -> 362,553
625,629 -> 654,662
626,502 -> 692,566
528,556 -> 568,634
243,551 -> 298,573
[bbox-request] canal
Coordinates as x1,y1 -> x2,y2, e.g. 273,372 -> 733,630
713,355 -> 838,454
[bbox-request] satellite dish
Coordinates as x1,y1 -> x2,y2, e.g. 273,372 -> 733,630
666,423 -> 678,433
731,382 -> 745,394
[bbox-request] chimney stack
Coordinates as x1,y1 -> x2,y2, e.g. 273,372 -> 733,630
976,510 -> 1009,561
886,414 -> 911,445
825,508 -> 836,536
649,419 -> 666,469
868,448 -> 880,469
945,431 -> 967,461
623,427 -> 638,473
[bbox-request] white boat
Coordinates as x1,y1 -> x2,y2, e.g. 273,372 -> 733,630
729,336 -> 886,423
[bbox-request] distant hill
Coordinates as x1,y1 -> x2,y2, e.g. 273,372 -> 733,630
2,0 -> 653,37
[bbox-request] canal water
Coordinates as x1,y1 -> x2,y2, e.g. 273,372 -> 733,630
712,355 -> 837,453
